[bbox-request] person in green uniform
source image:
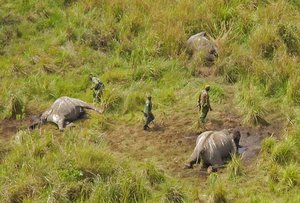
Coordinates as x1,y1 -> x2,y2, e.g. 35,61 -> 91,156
89,74 -> 105,103
198,85 -> 212,124
143,95 -> 155,130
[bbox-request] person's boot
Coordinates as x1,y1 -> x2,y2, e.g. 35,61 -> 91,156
143,125 -> 149,130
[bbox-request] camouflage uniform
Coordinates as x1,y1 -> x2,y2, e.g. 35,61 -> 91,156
144,96 -> 155,130
90,76 -> 105,103
198,86 -> 212,124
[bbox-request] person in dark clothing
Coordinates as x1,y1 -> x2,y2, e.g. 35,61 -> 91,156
143,95 -> 155,130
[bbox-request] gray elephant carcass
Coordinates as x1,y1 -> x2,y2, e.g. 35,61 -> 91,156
186,32 -> 218,63
39,96 -> 102,130
186,129 -> 240,169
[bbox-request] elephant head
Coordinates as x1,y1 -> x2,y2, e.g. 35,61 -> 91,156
28,115 -> 42,129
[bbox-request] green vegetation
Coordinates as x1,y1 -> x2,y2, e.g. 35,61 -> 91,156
0,130 -> 193,202
0,0 -> 300,202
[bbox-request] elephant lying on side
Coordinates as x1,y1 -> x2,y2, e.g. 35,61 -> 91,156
185,129 -> 241,170
30,96 -> 102,131
186,31 -> 218,64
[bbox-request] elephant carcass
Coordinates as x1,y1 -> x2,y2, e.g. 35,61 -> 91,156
185,129 -> 241,170
31,96 -> 102,131
186,32 -> 218,63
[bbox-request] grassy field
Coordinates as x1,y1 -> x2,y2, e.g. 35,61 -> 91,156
1,0 -> 300,202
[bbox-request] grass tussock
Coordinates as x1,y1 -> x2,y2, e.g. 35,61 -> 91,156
207,173 -> 227,203
271,138 -> 296,165
227,154 -> 244,178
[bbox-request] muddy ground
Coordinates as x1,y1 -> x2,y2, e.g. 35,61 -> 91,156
0,82 -> 284,188
104,79 -> 284,187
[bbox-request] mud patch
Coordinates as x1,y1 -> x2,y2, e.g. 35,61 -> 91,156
0,116 -> 34,140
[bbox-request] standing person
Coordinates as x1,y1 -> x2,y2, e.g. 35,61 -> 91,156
89,74 -> 105,103
198,85 -> 212,124
143,94 -> 155,130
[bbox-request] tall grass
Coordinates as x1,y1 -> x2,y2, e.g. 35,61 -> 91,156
0,128 -> 191,202
235,78 -> 269,125
1,0 -> 300,202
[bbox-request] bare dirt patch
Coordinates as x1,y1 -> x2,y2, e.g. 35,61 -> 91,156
106,85 -> 284,185
0,114 -> 37,140
0,119 -> 21,140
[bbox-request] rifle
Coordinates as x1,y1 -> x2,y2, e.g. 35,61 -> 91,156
141,110 -> 147,117
140,111 -> 155,125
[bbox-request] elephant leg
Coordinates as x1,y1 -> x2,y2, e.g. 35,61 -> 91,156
210,155 -> 224,169
65,122 -> 75,128
57,118 -> 65,131
185,153 -> 202,169
200,107 -> 209,124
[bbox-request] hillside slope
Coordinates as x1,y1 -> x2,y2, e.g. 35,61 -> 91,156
1,0 -> 300,202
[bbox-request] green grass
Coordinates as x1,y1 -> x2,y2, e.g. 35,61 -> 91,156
0,0 -> 300,202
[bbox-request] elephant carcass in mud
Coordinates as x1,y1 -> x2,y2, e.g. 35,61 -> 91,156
30,96 -> 103,131
185,129 -> 241,170
186,32 -> 218,63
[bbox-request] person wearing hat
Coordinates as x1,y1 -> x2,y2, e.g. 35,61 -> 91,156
89,74 -> 105,103
143,94 -> 155,130
198,85 -> 212,124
